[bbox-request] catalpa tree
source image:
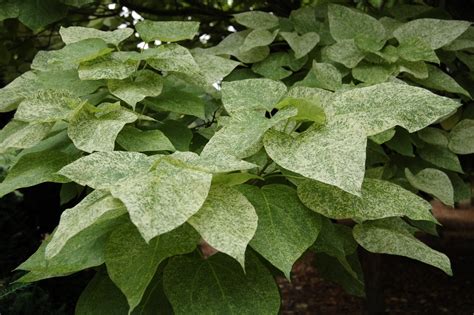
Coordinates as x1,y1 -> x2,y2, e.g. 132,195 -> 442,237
0,1 -> 473,314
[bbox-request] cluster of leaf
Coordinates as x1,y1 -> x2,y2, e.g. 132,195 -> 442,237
0,2 -> 473,313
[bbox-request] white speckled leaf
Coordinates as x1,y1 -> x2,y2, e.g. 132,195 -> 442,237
189,185 -> 257,267
145,44 -> 200,76
263,118 -> 367,195
110,158 -> 212,242
0,149 -> 78,197
353,218 -> 452,275
202,107 -> 297,159
280,32 -> 319,59
31,38 -> 112,72
67,103 -> 137,153
45,190 -> 126,259
411,65 -> 469,97
240,29 -> 278,53
116,126 -> 175,152
221,78 -> 287,115
58,151 -> 154,190
108,70 -> 163,109
328,4 -> 386,51
60,26 -> 133,46
209,30 -> 270,63
328,82 -> 461,136
405,168 -> 454,206
397,38 -> 439,63
324,40 -> 366,68
0,120 -> 53,152
169,151 -> 256,173
449,119 -> 474,154
298,178 -> 436,222
105,223 -> 199,312
193,53 -> 240,85
394,19 -> 470,50
234,11 -> 279,30
15,90 -> 82,123
239,184 -> 322,278
136,20 -> 199,42
309,62 -> 342,91
418,145 -> 463,173
78,53 -> 137,80
444,26 -> 474,51
163,253 -> 280,315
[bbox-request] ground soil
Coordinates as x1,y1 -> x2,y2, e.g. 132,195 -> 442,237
279,249 -> 474,314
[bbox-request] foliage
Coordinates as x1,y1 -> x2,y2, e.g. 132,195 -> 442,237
0,0 -> 473,313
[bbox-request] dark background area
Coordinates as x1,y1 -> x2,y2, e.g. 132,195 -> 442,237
1,0 -> 474,314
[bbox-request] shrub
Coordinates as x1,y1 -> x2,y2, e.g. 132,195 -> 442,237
0,2 -> 472,313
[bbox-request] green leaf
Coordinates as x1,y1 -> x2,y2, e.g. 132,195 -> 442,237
397,38 -> 439,63
397,60 -> 428,79
68,103 -> 137,153
110,158 -> 212,242
108,70 -> 163,109
411,65 -> 470,97
289,7 -> 318,34
280,32 -> 320,59
324,40 -> 366,68
264,118 -> 367,195
157,120 -> 192,151
298,178 -> 436,222
418,145 -> 463,173
405,168 -> 454,206
251,52 -> 293,80
189,185 -> 257,267
448,119 -> 474,154
353,218 -> 452,275
275,97 -> 326,123
385,128 -> 414,157
202,107 -> 297,159
393,19 -> 470,50
17,213 -> 125,282
0,120 -> 53,153
60,26 -> 134,46
146,90 -> 206,118
35,69 -> 104,97
240,29 -> 278,53
315,252 -> 365,297
18,0 -> 68,30
163,253 -> 280,315
352,62 -> 396,84
32,38 -> 112,72
239,184 -> 322,278
58,151 -> 154,190
234,11 -> 279,30
314,219 -> 359,278
14,90 -> 82,123
136,20 -> 200,43
418,127 -> 449,147
78,53 -> 137,80
76,270 -> 129,315
221,78 -> 287,115
444,26 -> 474,51
116,126 -> 175,152
328,82 -> 461,136
105,223 -> 199,312
0,149 -> 78,197
328,4 -> 386,51
369,128 -> 395,144
45,190 -> 126,258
